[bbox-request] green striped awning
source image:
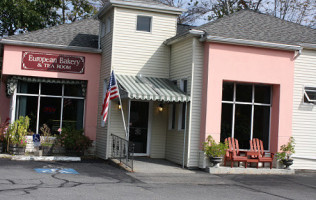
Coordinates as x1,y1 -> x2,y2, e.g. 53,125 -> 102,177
116,74 -> 190,102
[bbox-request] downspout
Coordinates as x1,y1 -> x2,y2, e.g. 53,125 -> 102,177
294,48 -> 302,60
182,101 -> 188,168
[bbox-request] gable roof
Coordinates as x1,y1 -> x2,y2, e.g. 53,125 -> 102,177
1,18 -> 100,52
167,9 -> 316,46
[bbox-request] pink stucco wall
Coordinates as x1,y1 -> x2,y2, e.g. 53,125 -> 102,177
0,78 -> 10,123
200,43 -> 295,153
2,45 -> 101,140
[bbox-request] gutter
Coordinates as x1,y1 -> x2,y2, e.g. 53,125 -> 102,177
202,35 -> 301,51
164,29 -> 205,45
0,39 -> 102,54
300,43 -> 316,50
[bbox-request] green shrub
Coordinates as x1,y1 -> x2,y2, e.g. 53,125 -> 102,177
276,137 -> 295,162
203,135 -> 228,158
7,116 -> 30,146
56,127 -> 92,153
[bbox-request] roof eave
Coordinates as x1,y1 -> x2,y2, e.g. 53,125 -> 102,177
96,0 -> 184,19
203,35 -> 302,51
0,39 -> 102,54
164,29 -> 205,45
300,43 -> 316,50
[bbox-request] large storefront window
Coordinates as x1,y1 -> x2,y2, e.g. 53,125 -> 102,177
220,82 -> 271,150
15,81 -> 85,134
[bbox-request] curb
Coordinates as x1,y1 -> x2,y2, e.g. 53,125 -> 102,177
0,154 -> 80,161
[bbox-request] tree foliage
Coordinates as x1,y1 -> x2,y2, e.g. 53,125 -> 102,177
158,0 -> 316,27
0,0 -> 60,36
0,0 -> 99,37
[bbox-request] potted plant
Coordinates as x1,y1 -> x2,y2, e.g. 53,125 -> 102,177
39,124 -> 54,156
0,118 -> 9,153
7,116 -> 30,155
56,127 -> 92,156
203,135 -> 228,167
276,137 -> 295,169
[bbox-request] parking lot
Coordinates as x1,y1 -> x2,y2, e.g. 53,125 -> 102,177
0,158 -> 315,200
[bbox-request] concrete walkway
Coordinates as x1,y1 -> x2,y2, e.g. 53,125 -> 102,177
133,157 -> 194,174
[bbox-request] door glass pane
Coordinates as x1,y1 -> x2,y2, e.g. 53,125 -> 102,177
255,85 -> 271,104
16,96 -> 38,133
41,83 -> 62,96
39,97 -> 61,135
236,84 -> 252,102
222,82 -> 234,101
62,99 -> 84,130
234,104 -> 251,149
220,103 -> 233,143
129,101 -> 149,154
17,81 -> 39,94
64,84 -> 83,97
253,106 -> 270,150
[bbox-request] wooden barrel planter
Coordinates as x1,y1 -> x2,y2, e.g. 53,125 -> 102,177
0,142 -> 4,153
9,144 -> 26,155
41,145 -> 53,156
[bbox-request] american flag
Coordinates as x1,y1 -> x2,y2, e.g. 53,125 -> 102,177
101,71 -> 119,122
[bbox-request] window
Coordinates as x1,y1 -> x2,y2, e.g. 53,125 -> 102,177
168,103 -> 176,130
106,17 -> 111,34
220,82 -> 271,150
304,87 -> 316,103
15,81 -> 85,134
178,79 -> 187,130
180,79 -> 187,94
137,16 -> 151,32
101,22 -> 106,37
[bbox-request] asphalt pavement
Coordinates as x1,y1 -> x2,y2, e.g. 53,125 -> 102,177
0,158 -> 315,200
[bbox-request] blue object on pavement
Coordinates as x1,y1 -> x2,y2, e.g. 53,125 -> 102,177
34,168 -> 79,174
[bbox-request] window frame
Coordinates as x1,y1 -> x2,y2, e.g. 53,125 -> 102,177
303,87 -> 316,103
136,15 -> 152,33
168,103 -> 176,130
221,82 -> 272,150
15,81 -> 85,134
178,79 -> 188,130
106,17 -> 111,34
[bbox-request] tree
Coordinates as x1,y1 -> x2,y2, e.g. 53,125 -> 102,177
157,0 -> 315,27
0,0 -> 60,36
60,0 -> 99,24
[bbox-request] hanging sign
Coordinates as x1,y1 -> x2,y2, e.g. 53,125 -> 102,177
21,51 -> 85,74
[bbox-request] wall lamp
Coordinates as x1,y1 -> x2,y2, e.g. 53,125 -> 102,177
158,103 -> 163,112
118,101 -> 121,110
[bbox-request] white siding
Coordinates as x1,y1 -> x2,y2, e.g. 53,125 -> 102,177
292,49 -> 316,169
187,38 -> 204,167
166,38 -> 193,165
112,7 -> 177,78
96,10 -> 114,159
150,101 -> 168,158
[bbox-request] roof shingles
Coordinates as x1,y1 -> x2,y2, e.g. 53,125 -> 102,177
5,18 -> 99,49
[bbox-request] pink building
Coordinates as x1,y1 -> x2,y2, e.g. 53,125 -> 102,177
1,1 -> 315,169
0,19 -> 101,142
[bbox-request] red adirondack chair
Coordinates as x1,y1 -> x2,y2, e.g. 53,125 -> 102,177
224,137 -> 248,168
250,138 -> 274,169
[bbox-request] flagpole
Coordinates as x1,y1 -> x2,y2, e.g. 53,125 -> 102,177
113,70 -> 128,140
118,93 -> 128,140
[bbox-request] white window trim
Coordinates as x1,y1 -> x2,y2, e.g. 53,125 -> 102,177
222,82 -> 272,150
178,79 -> 187,131
15,82 -> 85,134
101,22 -> 106,38
136,15 -> 152,33
303,87 -> 316,103
106,17 -> 111,34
